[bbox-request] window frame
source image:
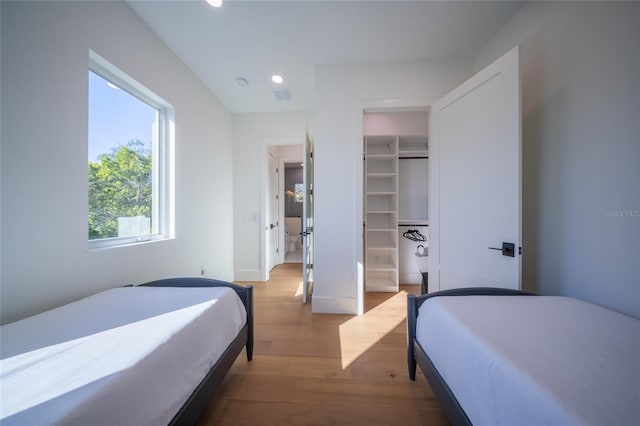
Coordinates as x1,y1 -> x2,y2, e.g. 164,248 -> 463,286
88,51 -> 174,250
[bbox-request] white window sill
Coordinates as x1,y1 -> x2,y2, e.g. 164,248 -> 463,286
88,234 -> 173,251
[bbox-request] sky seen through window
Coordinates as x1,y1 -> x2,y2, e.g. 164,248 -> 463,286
88,71 -> 156,162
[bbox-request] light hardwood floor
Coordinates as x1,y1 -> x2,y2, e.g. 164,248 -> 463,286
197,264 -> 448,425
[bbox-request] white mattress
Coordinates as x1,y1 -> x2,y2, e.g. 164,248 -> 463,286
0,286 -> 247,426
416,295 -> 640,426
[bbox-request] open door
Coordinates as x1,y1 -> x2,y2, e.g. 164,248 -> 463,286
302,132 -> 314,303
266,152 -> 279,273
429,46 -> 521,292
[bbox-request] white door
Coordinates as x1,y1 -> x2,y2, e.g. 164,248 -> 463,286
429,46 -> 521,292
267,153 -> 279,271
302,133 -> 314,303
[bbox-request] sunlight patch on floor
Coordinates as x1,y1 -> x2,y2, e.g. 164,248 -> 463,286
294,281 -> 304,297
338,290 -> 408,369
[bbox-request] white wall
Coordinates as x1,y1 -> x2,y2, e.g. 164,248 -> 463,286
313,61 -> 472,313
0,1 -> 3,301
232,112 -> 311,281
363,111 -> 429,136
1,1 -> 234,323
476,2 -> 640,318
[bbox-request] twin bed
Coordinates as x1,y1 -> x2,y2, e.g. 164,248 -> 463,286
407,288 -> 640,426
5,278 -> 639,425
0,277 -> 253,426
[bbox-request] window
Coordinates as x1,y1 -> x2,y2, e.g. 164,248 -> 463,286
88,51 -> 174,249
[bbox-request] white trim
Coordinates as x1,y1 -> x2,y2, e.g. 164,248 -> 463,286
311,295 -> 358,314
234,269 -> 262,281
266,151 -> 279,272
399,273 -> 423,285
259,144 -> 268,281
89,50 -> 168,110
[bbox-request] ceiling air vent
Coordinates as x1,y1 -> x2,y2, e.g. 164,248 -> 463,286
273,89 -> 292,101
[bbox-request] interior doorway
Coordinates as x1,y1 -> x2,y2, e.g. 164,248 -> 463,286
283,161 -> 304,263
264,140 -> 313,304
263,144 -> 303,280
362,109 -> 430,294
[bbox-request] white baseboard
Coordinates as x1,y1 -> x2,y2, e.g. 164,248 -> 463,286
400,272 -> 423,285
234,269 -> 261,282
311,295 -> 358,314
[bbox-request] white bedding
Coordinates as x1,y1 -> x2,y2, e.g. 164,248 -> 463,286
416,295 -> 640,426
0,286 -> 246,426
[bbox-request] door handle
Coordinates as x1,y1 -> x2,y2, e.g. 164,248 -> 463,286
488,242 -> 515,257
269,223 -> 276,229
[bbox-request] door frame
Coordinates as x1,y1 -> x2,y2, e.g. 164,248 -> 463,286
261,139 -> 304,281
354,98 -> 439,314
279,155 -> 304,264
266,151 -> 280,272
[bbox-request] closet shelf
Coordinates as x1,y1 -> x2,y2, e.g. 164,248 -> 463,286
367,265 -> 397,272
365,280 -> 397,292
366,153 -> 397,159
398,136 -> 428,153
367,172 -> 397,177
368,242 -> 398,249
365,134 -> 399,293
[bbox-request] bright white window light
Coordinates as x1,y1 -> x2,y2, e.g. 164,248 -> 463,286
206,0 -> 222,8
271,74 -> 284,84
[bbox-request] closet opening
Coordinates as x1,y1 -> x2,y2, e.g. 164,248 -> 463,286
363,109 -> 429,294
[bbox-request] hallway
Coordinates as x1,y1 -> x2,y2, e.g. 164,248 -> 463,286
284,248 -> 303,263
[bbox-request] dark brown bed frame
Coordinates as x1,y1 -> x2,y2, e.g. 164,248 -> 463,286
407,287 -> 535,426
140,277 -> 253,426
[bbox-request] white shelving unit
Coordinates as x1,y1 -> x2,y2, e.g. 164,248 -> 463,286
398,136 -> 428,158
364,136 -> 399,292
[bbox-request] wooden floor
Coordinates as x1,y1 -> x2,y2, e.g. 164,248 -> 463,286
197,264 -> 448,425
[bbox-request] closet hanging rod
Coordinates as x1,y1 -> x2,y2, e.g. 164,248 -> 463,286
399,156 -> 429,160
398,223 -> 429,227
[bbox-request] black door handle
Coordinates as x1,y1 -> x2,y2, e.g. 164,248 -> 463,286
270,223 -> 276,229
488,242 -> 515,257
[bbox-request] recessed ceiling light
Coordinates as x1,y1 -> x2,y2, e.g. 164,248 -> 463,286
271,74 -> 284,84
236,76 -> 249,87
206,0 -> 222,8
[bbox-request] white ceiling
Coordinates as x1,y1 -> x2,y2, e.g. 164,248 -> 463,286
127,0 -> 524,114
